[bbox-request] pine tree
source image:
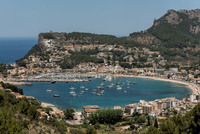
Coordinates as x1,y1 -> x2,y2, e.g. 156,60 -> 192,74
154,118 -> 158,128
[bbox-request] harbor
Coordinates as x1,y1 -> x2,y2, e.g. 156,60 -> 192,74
17,76 -> 191,110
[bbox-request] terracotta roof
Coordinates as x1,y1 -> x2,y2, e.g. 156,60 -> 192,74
125,104 -> 135,108
157,116 -> 167,120
82,105 -> 99,109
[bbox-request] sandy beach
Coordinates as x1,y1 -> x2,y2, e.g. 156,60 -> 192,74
41,102 -> 60,112
113,74 -> 200,95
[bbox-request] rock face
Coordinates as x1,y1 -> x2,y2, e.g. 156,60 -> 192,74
38,33 -> 47,51
178,9 -> 200,22
152,9 -> 200,34
165,10 -> 183,25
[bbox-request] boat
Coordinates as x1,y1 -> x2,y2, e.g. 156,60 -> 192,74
117,86 -> 122,90
103,75 -> 112,81
46,89 -> 52,92
107,85 -> 113,88
70,91 -> 78,97
70,87 -> 76,90
80,86 -> 85,89
100,87 -> 104,90
85,88 -> 89,91
96,93 -> 102,96
124,90 -> 127,93
53,94 -> 59,97
70,91 -> 75,94
51,81 -> 56,84
97,86 -> 101,89
116,82 -> 121,85
100,83 -> 104,86
100,90 -> 104,94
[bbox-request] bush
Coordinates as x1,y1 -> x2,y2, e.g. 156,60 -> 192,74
88,109 -> 123,125
86,126 -> 97,134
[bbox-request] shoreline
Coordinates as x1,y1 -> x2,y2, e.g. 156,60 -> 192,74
41,102 -> 60,112
113,74 -> 200,95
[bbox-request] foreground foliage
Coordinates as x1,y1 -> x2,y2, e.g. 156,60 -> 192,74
88,109 -> 123,125
147,103 -> 200,134
0,83 -> 67,133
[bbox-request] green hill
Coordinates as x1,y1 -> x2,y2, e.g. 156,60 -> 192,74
15,9 -> 200,70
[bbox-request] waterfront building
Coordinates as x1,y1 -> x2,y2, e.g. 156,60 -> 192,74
142,104 -> 153,114
124,104 -> 136,115
82,105 -> 99,117
114,106 -> 123,110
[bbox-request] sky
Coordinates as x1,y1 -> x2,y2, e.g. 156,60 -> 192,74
0,0 -> 200,38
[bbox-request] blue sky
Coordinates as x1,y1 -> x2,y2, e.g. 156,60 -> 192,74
0,0 -> 200,38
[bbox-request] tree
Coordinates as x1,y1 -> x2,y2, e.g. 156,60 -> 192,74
88,109 -> 123,125
130,124 -> 135,130
146,126 -> 160,134
147,116 -> 151,126
154,118 -> 158,128
64,107 -> 75,120
136,115 -> 146,124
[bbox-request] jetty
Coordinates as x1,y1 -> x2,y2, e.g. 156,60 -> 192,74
2,81 -> 32,86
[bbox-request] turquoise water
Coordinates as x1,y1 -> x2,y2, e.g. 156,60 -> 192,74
18,77 -> 191,110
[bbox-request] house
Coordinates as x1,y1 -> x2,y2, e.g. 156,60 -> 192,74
82,105 -> 99,117
55,110 -> 64,118
124,104 -> 136,115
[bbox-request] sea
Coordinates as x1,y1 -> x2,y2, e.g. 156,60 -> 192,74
0,38 -> 191,110
0,38 -> 37,64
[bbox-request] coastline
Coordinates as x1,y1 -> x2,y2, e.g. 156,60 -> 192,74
41,102 -> 60,112
7,74 -> 199,112
113,74 -> 200,95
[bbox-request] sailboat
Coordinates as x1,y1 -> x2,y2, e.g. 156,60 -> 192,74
103,75 -> 112,81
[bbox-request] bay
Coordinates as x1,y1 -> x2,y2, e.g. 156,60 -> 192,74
18,77 -> 191,110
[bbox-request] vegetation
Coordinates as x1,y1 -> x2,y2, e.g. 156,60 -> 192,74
0,81 -> 23,95
147,103 -> 200,134
0,83 -> 68,133
87,109 -> 123,125
16,44 -> 49,67
64,107 -> 75,120
59,52 -> 104,69
41,33 -> 55,39
86,126 -> 97,134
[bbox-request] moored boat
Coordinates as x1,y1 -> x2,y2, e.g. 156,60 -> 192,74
53,94 -> 59,97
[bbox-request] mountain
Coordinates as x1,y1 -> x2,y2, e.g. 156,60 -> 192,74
15,9 -> 200,72
130,9 -> 200,67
